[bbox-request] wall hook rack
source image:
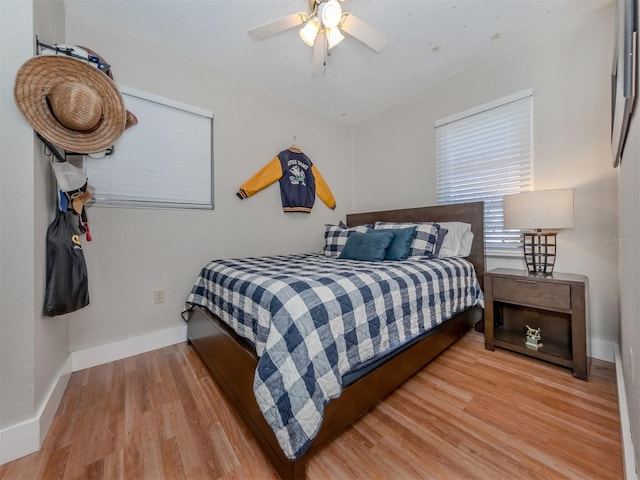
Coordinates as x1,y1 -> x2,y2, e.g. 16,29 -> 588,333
36,37 -> 111,75
37,133 -> 66,163
37,133 -> 113,162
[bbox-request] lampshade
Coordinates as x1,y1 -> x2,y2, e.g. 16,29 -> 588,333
299,17 -> 321,47
326,27 -> 345,49
504,189 -> 574,275
503,189 -> 574,230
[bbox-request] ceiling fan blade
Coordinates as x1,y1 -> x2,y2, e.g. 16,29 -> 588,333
339,13 -> 387,53
248,12 -> 307,41
311,29 -> 327,75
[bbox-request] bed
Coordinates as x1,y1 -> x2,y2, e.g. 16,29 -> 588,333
183,202 -> 485,479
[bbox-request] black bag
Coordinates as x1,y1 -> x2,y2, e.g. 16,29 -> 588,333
43,210 -> 90,316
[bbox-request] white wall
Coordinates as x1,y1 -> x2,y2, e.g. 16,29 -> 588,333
617,2 -> 640,469
1,0 -> 70,463
353,5 -> 618,360
64,11 -> 353,351
0,0 -> 37,430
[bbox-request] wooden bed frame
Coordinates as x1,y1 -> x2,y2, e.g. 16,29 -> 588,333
186,202 -> 485,479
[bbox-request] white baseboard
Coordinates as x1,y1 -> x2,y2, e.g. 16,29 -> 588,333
0,324 -> 187,465
0,354 -> 71,465
71,324 -> 187,371
39,355 -> 72,445
0,418 -> 39,466
592,339 -> 615,363
615,343 -> 639,480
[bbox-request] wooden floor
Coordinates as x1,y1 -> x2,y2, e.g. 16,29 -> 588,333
0,331 -> 622,480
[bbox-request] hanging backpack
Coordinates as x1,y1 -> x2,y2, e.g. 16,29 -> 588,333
43,210 -> 90,316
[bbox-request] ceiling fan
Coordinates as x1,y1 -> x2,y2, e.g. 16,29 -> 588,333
248,0 -> 388,75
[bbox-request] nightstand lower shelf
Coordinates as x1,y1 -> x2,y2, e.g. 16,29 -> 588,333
493,328 -> 573,368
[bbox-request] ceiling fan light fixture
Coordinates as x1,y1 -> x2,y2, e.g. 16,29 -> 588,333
299,16 -> 321,47
248,0 -> 388,74
319,0 -> 342,29
326,27 -> 344,49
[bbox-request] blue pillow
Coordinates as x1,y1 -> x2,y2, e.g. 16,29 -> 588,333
374,221 -> 441,258
377,226 -> 417,260
339,231 -> 395,262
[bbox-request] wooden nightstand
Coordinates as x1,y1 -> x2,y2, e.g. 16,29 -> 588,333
484,268 -> 589,380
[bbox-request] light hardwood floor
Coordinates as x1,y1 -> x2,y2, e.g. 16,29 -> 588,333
0,331 -> 622,480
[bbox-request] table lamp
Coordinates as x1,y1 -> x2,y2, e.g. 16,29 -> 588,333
503,189 -> 574,275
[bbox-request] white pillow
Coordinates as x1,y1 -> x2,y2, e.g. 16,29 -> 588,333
438,222 -> 473,258
458,230 -> 474,257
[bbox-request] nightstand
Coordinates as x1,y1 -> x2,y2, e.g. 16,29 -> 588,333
484,268 -> 589,380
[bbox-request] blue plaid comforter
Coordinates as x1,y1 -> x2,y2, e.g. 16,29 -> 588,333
185,253 -> 483,460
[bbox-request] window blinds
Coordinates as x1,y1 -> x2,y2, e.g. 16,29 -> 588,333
85,86 -> 214,209
436,91 -> 533,251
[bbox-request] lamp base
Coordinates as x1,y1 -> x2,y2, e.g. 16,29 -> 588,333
522,231 -> 556,275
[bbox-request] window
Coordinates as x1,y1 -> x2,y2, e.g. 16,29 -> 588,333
85,86 -> 214,209
435,90 -> 533,253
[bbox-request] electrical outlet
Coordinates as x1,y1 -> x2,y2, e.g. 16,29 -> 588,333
154,288 -> 165,304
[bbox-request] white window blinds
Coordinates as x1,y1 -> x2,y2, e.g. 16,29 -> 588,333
436,90 -> 533,252
85,86 -> 213,209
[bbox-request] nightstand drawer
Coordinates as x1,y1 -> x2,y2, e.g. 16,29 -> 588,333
492,277 -> 571,310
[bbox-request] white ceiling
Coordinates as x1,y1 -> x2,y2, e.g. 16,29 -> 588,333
64,0 -> 610,126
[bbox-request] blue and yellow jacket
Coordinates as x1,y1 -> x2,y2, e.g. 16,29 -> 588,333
236,147 -> 336,213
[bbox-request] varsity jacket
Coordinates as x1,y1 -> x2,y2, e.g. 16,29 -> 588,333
236,147 -> 336,213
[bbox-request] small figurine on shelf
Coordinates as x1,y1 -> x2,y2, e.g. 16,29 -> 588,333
525,325 -> 543,350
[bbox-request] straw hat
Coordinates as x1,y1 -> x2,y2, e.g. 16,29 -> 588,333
14,55 -> 127,154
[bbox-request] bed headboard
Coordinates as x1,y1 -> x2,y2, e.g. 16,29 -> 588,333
346,202 -> 485,288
